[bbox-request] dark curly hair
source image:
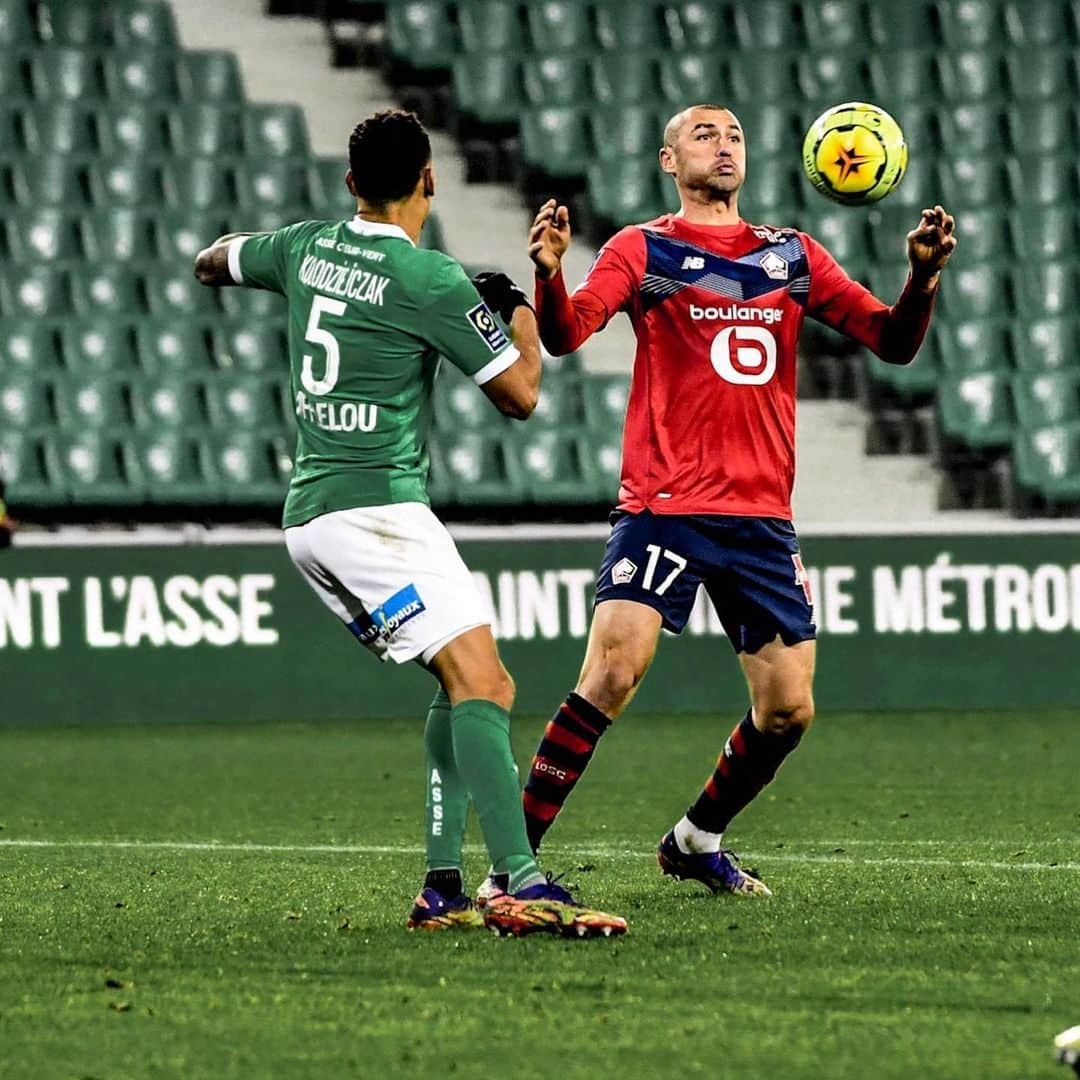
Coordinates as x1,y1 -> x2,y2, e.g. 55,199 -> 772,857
348,109 -> 431,205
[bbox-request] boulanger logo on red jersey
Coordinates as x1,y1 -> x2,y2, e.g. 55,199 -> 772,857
690,303 -> 784,385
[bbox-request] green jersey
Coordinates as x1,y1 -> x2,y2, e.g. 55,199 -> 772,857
231,216 -> 518,528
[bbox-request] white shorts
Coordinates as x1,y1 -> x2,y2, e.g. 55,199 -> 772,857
285,503 -> 490,665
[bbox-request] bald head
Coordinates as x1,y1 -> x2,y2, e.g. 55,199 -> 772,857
663,104 -> 740,147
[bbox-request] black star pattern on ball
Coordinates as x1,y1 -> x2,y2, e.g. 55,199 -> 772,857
832,143 -> 875,184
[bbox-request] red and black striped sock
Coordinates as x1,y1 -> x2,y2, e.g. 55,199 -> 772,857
686,710 -> 804,835
523,692 -> 612,853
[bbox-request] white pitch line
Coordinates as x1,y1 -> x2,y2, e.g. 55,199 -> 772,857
1,838 -> 1078,872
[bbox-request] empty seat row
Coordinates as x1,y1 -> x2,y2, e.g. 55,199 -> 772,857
1,48 -> 244,104
388,0 -> 1080,67
0,429 -> 291,509
1,0 -> 178,48
0,103 -> 309,158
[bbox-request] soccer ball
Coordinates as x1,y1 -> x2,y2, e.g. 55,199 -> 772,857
802,102 -> 908,206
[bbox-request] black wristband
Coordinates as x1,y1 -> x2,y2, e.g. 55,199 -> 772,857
471,271 -> 533,323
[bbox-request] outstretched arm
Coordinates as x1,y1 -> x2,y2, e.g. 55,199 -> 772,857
193,232 -> 259,287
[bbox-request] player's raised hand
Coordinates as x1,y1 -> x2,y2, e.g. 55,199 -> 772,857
529,198 -> 571,281
907,205 -> 957,287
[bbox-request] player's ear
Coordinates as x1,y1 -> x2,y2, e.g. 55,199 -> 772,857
345,170 -> 358,198
422,163 -> 435,199
659,145 -> 676,177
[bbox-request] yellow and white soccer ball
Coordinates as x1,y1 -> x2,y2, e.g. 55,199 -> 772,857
802,101 -> 908,206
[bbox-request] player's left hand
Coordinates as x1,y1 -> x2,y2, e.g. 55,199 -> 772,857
907,205 -> 956,288
471,271 -> 532,323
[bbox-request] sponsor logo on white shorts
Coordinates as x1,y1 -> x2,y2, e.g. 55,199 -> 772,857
611,558 -> 638,585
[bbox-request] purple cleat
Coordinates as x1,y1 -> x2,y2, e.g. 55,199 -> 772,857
405,887 -> 483,930
657,830 -> 772,896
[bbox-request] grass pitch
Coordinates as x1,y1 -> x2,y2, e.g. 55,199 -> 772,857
2,710 -> 1078,1079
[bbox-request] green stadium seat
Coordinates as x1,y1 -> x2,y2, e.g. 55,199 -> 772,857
59,319 -> 137,373
437,431 -> 524,505
177,50 -> 244,104
144,267 -> 220,316
937,0 -> 1004,49
864,334 -> 942,398
937,371 -> 1014,449
23,103 -> 99,155
946,264 -> 1012,320
1011,205 -> 1077,261
88,159 -> 163,207
733,0 -> 803,47
4,207 -> 81,261
211,321 -> 287,373
525,0 -> 593,50
937,319 -> 1014,374
0,374 -> 54,428
939,103 -> 1005,158
594,1 -> 663,50
29,48 -> 105,101
206,432 -> 290,505
731,103 -> 795,157
799,207 -> 869,266
867,3 -> 936,46
1013,317 -> 1080,371
0,0 -> 35,45
589,105 -> 662,163
458,0 -> 524,52
1012,371 -> 1080,428
134,319 -> 215,373
803,0 -> 867,49
727,52 -> 793,103
796,54 -> 866,105
865,50 -> 944,103
950,206 -> 1012,264
130,373 -> 207,430
70,264 -> 143,315
155,209 -> 228,261
168,104 -> 243,156
1006,0 -> 1074,43
0,105 -> 22,154
590,427 -> 623,502
867,202 -> 920,263
522,54 -> 590,108
110,1 -> 179,49
587,157 -> 668,227
0,51 -> 33,102
131,432 -> 216,505
385,0 -> 457,71
219,286 -> 286,319
1005,154 -> 1076,207
433,375 -> 492,432
95,103 -> 171,155
37,0 -> 107,45
1,264 -> 70,317
1007,101 -> 1076,156
519,107 -> 589,177
310,158 -> 354,217
0,320 -> 60,372
103,49 -> 181,101
888,104 -> 941,157
0,431 -> 66,507
940,49 -> 1003,102
582,373 -> 630,431
942,157 -> 1010,208
80,208 -> 158,262
162,158 -> 232,210
516,430 -> 596,503
55,431 -> 144,505
739,158 -> 802,216
657,51 -> 730,104
451,54 -> 523,125
204,374 -> 284,430
591,51 -> 660,106
243,104 -> 310,158
1019,261 -> 1077,318
527,374 -> 584,431
1006,47 -> 1072,99
1012,422 -> 1080,503
234,160 -> 312,210
53,373 -> 131,429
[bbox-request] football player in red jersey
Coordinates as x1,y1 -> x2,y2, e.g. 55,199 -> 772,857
494,104 -> 956,899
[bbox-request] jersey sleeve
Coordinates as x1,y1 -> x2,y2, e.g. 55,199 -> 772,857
230,222 -> 314,294
419,259 -> 519,385
534,226 -> 644,354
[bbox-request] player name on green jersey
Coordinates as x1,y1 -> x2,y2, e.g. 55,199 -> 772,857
230,216 -> 517,529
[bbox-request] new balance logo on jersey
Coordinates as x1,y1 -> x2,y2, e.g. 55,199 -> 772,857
681,256 -> 705,270
690,303 -> 784,325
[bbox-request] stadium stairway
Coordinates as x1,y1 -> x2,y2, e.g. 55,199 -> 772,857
172,0 -> 1015,526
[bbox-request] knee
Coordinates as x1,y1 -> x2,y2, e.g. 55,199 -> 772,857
580,650 -> 646,716
452,665 -> 515,712
756,698 -> 814,737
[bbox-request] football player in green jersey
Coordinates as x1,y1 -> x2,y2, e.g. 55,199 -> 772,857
194,110 -> 626,938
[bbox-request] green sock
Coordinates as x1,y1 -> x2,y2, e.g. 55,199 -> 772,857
424,688 -> 470,872
450,698 -> 544,892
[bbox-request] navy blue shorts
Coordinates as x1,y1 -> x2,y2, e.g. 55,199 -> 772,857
594,511 -> 816,654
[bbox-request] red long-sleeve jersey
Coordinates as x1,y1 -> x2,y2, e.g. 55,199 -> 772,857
537,214 -> 937,519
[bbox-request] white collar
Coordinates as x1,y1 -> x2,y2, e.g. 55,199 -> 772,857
346,216 -> 416,247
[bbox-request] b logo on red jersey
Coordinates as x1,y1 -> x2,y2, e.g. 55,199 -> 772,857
710,326 -> 778,386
